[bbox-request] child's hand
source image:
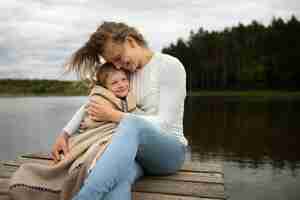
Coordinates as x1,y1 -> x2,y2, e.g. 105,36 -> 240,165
51,131 -> 70,163
79,121 -> 88,129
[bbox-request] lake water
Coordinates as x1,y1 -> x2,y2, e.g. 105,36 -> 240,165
1,96 -> 300,200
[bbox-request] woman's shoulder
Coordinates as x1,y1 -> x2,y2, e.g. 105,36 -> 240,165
155,52 -> 186,74
156,52 -> 181,65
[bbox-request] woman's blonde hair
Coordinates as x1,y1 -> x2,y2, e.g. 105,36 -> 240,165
66,22 -> 147,81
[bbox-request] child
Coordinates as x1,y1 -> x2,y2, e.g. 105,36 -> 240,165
63,62 -> 136,136
61,62 -> 137,172
76,62 -> 135,133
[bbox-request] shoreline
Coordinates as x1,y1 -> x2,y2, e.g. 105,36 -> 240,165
1,79 -> 300,98
0,94 -> 86,97
1,90 -> 300,98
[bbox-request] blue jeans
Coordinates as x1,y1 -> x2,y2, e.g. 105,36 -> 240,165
72,115 -> 186,200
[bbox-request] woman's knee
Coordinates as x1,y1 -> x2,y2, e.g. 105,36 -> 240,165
125,161 -> 144,184
138,140 -> 186,175
119,114 -> 153,132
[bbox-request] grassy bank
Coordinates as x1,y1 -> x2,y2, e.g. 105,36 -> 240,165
0,79 -> 89,96
1,79 -> 300,97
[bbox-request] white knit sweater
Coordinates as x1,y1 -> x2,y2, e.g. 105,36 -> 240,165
63,52 -> 188,145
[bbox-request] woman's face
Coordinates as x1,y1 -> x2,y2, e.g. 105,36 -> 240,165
103,38 -> 142,73
106,70 -> 129,98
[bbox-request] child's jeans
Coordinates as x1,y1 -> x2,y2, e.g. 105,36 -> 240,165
72,114 -> 186,200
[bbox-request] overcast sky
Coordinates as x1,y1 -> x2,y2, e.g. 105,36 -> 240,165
0,0 -> 299,80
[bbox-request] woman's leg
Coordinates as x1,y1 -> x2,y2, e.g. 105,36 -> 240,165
103,161 -> 143,200
72,115 -> 185,200
135,125 -> 186,175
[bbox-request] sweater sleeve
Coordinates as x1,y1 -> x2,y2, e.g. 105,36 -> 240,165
130,56 -> 186,132
62,103 -> 86,136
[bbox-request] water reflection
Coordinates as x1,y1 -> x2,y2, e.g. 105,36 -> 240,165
184,96 -> 300,172
0,96 -> 86,160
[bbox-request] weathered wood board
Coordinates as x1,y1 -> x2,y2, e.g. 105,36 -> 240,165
0,153 -> 226,200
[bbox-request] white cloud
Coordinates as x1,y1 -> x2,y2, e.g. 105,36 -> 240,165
0,0 -> 299,79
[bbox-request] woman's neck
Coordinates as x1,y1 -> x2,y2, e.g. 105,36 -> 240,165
139,48 -> 154,69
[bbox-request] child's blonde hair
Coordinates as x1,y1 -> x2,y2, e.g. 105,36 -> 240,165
90,62 -> 129,89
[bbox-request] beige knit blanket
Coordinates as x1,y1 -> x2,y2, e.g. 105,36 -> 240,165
9,85 -> 137,200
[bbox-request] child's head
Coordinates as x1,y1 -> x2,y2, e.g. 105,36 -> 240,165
95,62 -> 130,98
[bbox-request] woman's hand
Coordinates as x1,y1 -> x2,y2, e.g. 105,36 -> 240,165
88,99 -> 124,122
50,131 -> 70,164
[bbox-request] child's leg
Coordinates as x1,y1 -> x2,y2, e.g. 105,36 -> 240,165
103,161 -> 143,200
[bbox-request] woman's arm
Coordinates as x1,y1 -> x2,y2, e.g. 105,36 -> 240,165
63,103 -> 86,135
131,56 -> 186,130
88,99 -> 124,122
88,56 -> 186,126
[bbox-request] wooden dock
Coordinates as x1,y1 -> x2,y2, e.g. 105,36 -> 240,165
0,153 -> 226,200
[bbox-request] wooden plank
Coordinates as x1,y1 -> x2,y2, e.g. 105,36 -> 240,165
1,158 -> 223,175
133,192 -> 220,200
0,165 -> 17,179
146,171 -> 223,184
181,162 -> 223,174
1,160 -> 224,185
0,181 -> 223,200
0,158 -> 52,167
0,162 -> 223,185
0,178 -> 9,195
21,153 -> 52,160
1,157 -> 225,175
133,179 -> 225,199
0,193 -> 221,200
17,157 -> 53,165
20,153 -> 224,174
0,166 -> 226,199
0,195 -> 10,200
0,158 -> 224,184
20,153 -> 222,172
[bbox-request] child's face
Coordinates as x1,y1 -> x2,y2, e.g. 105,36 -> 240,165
106,71 -> 129,98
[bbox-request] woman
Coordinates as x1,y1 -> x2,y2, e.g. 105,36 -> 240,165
51,21 -> 188,200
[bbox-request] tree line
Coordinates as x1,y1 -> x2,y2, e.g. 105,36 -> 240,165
0,79 -> 88,96
162,15 -> 300,91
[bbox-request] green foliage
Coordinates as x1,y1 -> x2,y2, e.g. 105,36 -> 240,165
0,79 -> 89,96
162,15 -> 300,90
